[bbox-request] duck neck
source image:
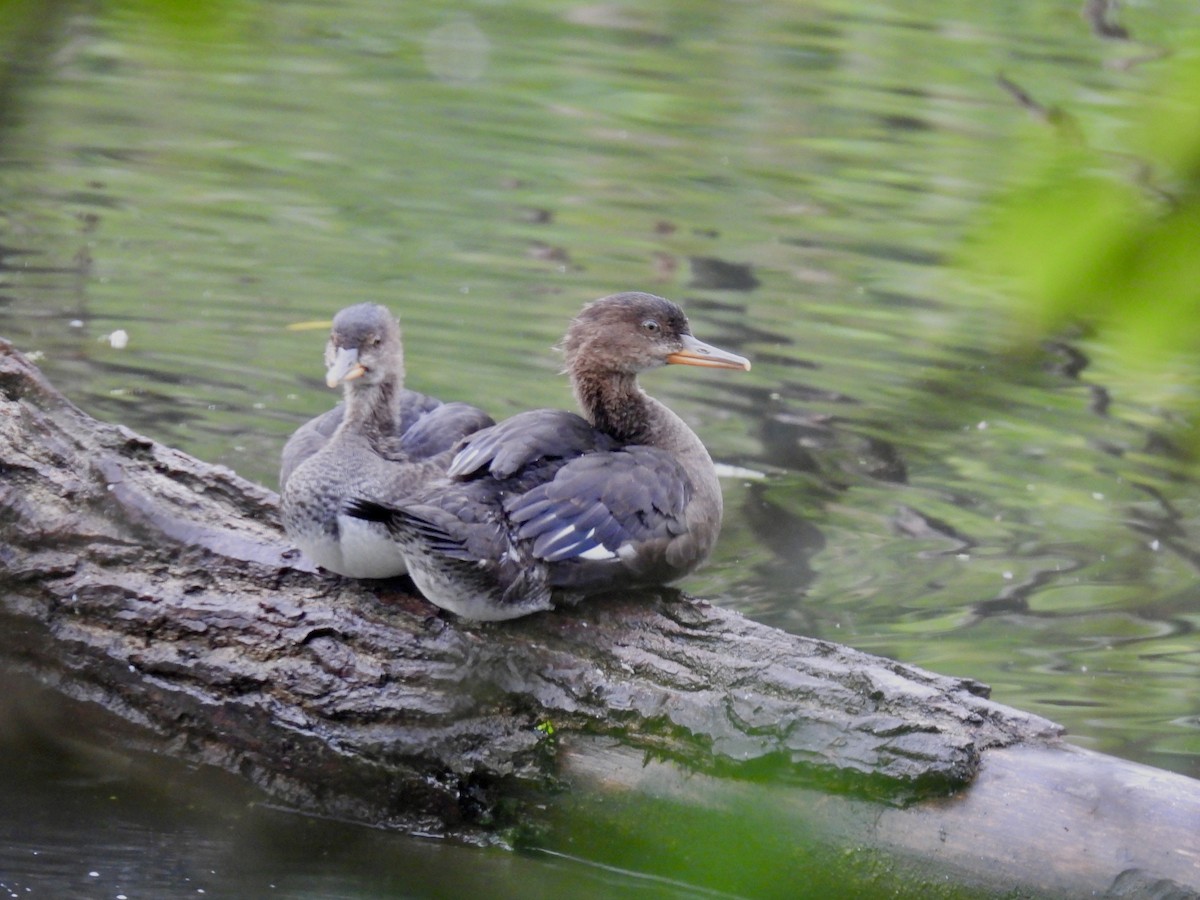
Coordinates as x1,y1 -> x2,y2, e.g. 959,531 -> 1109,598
573,370 -> 657,445
341,372 -> 402,441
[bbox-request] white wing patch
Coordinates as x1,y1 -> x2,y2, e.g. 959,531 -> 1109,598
578,536 -> 619,561
541,524 -> 620,561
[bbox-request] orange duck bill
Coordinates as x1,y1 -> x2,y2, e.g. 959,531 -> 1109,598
666,333 -> 751,371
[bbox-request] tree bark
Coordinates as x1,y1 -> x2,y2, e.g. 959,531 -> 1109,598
1,339 -> 1197,897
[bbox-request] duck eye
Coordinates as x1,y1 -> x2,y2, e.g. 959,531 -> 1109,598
641,319 -> 661,333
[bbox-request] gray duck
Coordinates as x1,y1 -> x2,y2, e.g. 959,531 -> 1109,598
280,303 -> 493,577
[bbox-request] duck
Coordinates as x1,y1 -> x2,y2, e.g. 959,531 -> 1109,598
280,303 -> 493,578
348,291 -> 750,620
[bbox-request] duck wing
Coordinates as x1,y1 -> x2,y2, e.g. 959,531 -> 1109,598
448,409 -> 615,479
397,401 -> 495,460
394,388 -> 443,433
279,406 -> 343,490
504,445 -> 693,564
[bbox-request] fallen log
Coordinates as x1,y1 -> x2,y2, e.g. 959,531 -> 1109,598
1,338 -> 1196,897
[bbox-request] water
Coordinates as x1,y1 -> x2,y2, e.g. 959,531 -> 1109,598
0,704 -> 701,900
1,0 -> 1198,896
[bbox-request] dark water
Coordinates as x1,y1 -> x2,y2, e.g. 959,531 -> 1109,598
1,0 -> 1198,896
0,704 -> 704,900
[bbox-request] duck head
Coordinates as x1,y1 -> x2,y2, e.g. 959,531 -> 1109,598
560,292 -> 751,377
324,303 -> 405,390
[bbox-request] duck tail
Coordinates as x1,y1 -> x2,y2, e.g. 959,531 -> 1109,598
345,497 -> 475,560
344,497 -> 395,526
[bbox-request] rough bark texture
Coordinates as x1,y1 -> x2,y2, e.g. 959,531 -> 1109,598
0,337 -> 1066,835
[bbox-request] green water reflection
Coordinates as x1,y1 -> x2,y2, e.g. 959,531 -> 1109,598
1,0 -> 1198,895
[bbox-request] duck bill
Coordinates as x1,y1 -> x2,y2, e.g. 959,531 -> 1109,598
666,334 -> 751,371
325,347 -> 366,388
